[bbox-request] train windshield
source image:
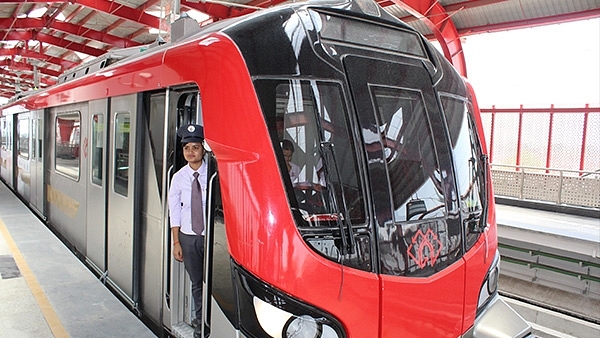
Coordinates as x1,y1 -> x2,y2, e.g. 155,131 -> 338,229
256,79 -> 370,270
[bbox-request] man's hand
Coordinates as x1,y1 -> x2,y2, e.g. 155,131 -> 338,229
173,243 -> 184,262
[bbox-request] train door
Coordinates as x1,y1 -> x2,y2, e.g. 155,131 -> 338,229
0,116 -> 12,184
49,107 -> 87,250
201,154 -> 238,338
164,88 -> 202,334
137,90 -> 169,330
344,55 -> 466,337
29,110 -> 45,216
86,99 -> 108,274
106,94 -> 140,304
15,112 -> 31,200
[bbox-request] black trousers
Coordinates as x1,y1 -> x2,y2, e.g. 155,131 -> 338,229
179,232 -> 205,321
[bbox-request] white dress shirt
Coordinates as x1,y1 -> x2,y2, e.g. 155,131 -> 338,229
168,162 -> 207,235
289,161 -> 301,185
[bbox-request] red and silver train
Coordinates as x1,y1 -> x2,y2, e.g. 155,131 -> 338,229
0,0 -> 532,337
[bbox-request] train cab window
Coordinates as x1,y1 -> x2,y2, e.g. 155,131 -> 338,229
55,112 -> 81,180
370,87 -> 445,222
440,95 -> 487,249
91,114 -> 104,186
17,117 -> 29,159
256,79 -> 370,271
367,86 -> 463,277
114,113 -> 130,196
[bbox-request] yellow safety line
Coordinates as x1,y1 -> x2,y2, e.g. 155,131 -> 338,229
0,217 -> 70,338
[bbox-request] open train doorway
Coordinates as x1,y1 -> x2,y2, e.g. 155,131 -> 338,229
163,87 -> 204,334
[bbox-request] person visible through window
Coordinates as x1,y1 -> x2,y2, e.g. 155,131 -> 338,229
282,139 -> 300,185
168,124 -> 207,338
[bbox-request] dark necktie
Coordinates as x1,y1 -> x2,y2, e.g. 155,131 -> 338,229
191,172 -> 204,235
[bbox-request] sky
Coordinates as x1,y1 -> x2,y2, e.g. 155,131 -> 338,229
461,18 -> 600,108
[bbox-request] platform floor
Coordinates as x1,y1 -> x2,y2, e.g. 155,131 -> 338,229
496,203 -> 599,243
495,202 -> 600,338
0,183 -> 156,338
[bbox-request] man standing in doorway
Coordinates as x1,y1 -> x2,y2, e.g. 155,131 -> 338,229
168,124 -> 207,338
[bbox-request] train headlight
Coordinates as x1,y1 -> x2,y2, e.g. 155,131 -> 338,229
234,263 -> 346,338
487,265 -> 498,295
284,316 -> 340,338
254,297 -> 293,337
253,295 -> 341,338
284,315 -> 320,338
477,251 -> 500,312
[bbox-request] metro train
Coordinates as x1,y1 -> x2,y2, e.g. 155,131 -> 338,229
0,0 -> 532,337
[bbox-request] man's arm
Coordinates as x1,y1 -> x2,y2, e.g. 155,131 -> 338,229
171,226 -> 183,262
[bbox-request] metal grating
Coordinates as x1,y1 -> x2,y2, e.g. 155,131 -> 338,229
491,170 -> 522,199
521,172 -> 561,203
562,176 -> 600,208
492,168 -> 600,208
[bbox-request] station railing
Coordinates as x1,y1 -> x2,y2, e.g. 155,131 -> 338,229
480,105 -> 599,210
480,104 -> 599,174
491,164 -> 600,209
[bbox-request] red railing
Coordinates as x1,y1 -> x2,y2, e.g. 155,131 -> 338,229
480,105 -> 600,175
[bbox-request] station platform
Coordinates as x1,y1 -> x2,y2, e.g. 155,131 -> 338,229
495,202 -> 600,338
0,182 -> 155,338
496,203 -> 599,244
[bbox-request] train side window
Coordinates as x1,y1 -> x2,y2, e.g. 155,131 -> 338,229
55,112 -> 81,180
1,117 -> 6,148
114,113 -> 130,196
91,114 -> 104,186
37,118 -> 43,162
17,116 -> 29,159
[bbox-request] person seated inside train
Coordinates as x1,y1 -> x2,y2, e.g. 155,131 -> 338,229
282,139 -> 301,186
315,157 -> 326,188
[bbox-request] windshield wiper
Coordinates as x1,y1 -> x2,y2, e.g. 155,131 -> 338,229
321,141 -> 356,255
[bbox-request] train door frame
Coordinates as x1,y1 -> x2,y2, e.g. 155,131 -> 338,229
135,89 -> 170,330
163,86 -> 203,334
15,112 -> 31,200
0,116 -> 11,184
201,153 -> 240,338
47,104 -> 88,253
29,109 -> 45,218
105,93 -> 143,308
86,99 -> 109,275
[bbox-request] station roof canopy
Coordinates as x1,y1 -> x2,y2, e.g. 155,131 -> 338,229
1,0 -> 599,99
